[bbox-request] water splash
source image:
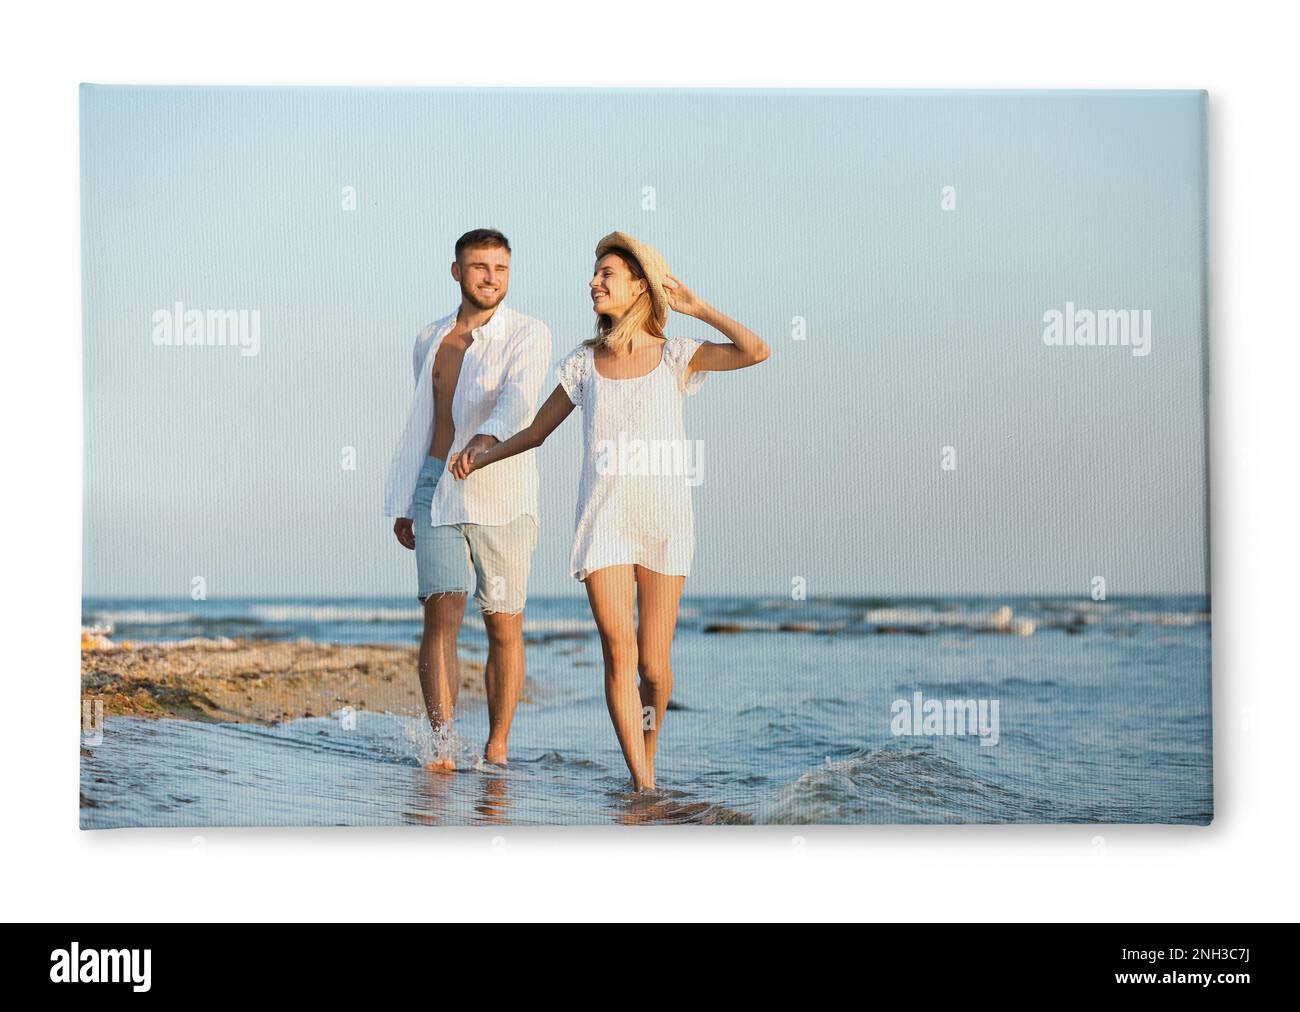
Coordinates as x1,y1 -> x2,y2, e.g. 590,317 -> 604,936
401,715 -> 481,770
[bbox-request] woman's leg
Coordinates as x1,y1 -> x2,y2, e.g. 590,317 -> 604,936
634,567 -> 685,786
583,566 -> 653,791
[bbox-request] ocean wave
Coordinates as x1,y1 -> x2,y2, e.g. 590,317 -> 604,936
249,604 -> 422,624
866,605 -> 1038,636
246,606 -> 594,632
702,620 -> 846,635
86,610 -> 198,627
757,748 -> 1025,825
531,750 -> 605,769
907,676 -> 1060,695
1111,609 -> 1208,627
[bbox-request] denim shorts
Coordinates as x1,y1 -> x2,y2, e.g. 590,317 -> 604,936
411,455 -> 538,614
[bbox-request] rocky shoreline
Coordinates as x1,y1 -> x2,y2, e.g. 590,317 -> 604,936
80,639 -> 502,726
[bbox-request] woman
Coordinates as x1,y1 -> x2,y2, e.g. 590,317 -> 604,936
449,231 -> 769,791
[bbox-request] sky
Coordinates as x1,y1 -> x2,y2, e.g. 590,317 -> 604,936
81,87 -> 1208,597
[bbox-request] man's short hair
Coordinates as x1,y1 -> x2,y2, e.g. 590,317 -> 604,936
455,228 -> 511,260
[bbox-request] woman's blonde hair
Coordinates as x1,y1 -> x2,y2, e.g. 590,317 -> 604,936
586,247 -> 665,355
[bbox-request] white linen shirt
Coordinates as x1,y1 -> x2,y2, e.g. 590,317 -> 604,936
383,305 -> 552,526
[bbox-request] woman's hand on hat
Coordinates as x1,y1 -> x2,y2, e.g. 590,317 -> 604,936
663,274 -> 707,318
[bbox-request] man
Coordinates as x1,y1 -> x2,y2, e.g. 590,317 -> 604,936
384,228 -> 552,770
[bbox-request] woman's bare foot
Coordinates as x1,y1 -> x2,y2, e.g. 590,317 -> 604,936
423,756 -> 455,773
483,740 -> 509,766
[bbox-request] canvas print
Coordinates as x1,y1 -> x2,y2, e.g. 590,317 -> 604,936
79,87 -> 1210,827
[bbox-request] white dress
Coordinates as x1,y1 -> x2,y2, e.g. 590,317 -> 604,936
556,336 -> 706,581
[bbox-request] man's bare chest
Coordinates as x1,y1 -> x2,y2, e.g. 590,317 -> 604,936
431,335 -> 471,405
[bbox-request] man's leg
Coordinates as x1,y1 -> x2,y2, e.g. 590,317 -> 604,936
411,456 -> 476,770
417,592 -> 467,770
465,515 -> 538,765
481,609 -> 525,765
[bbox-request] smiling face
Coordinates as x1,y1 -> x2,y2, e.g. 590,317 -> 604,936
452,244 -> 510,311
590,252 -> 647,320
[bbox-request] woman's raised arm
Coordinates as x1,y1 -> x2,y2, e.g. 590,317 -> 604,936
662,274 -> 770,373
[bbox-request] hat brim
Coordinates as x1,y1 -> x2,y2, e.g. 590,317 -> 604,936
595,231 -> 670,328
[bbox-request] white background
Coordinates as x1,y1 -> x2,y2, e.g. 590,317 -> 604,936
1,0 -> 1294,922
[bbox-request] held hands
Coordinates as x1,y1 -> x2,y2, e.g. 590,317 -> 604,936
446,452 -> 472,480
662,274 -> 708,318
448,433 -> 498,480
393,518 -> 415,550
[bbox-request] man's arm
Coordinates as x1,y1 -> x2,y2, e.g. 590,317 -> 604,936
474,322 -> 554,446
388,323 -> 438,546
412,323 -> 437,385
449,384 -> 576,479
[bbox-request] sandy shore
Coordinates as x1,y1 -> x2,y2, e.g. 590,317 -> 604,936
80,639 -> 517,726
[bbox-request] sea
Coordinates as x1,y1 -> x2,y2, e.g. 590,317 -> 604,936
79,594 -> 1212,828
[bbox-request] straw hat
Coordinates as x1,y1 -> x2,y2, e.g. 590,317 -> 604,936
595,231 -> 671,327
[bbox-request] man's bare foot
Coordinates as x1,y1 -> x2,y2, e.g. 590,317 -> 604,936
423,756 -> 455,773
483,740 -> 509,765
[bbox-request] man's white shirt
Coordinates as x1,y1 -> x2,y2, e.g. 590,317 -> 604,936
383,305 -> 552,526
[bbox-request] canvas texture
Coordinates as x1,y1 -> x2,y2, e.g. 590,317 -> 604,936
79,87 -> 1211,827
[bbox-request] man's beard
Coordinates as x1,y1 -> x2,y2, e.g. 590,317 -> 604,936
461,282 -> 505,311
